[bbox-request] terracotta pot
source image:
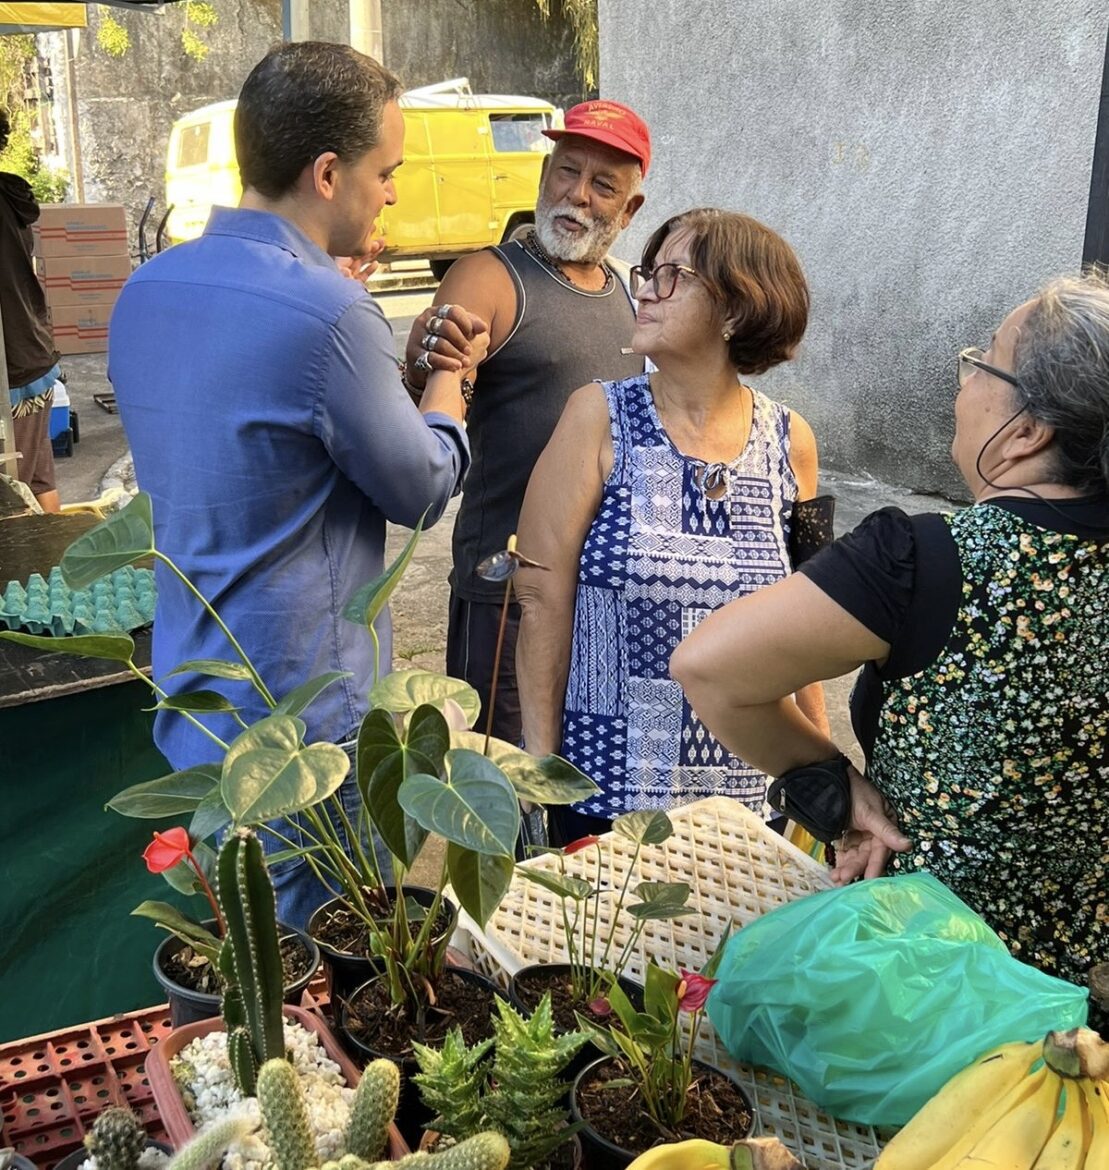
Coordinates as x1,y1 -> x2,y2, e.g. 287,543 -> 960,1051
51,1142 -> 172,1170
307,887 -> 459,1004
569,1055 -> 755,1170
144,1003 -> 408,1159
152,920 -> 320,1029
420,1129 -> 584,1168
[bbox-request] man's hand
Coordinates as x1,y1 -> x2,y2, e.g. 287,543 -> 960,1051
335,238 -> 386,282
829,766 -> 911,884
405,304 -> 490,385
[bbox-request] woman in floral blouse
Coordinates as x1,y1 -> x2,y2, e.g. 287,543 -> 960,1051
672,273 -> 1109,1019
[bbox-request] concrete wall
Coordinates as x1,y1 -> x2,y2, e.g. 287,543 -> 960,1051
599,1 -> 1105,496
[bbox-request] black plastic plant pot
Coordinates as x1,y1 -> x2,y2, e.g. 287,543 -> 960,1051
307,886 -> 459,1005
569,1056 -> 755,1170
152,920 -> 319,1029
52,1140 -> 173,1170
337,965 -> 504,1149
508,962 -> 645,1082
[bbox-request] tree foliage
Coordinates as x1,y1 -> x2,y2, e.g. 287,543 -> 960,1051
94,2 -> 220,64
0,35 -> 69,202
534,0 -> 599,92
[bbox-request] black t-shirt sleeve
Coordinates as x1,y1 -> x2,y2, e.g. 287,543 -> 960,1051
797,506 -> 918,643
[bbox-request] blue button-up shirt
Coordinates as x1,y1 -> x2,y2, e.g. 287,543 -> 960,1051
109,207 -> 469,769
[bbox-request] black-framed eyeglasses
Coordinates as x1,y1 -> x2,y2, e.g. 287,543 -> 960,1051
958,346 -> 1022,392
629,262 -> 700,301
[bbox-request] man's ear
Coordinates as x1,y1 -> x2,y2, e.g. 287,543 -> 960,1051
621,191 -> 646,229
310,151 -> 341,200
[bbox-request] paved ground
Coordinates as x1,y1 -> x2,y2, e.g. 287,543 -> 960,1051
51,288 -> 957,770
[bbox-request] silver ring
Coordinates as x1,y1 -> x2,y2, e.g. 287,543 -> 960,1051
421,333 -> 439,352
414,351 -> 433,373
427,315 -> 443,336
435,303 -> 453,319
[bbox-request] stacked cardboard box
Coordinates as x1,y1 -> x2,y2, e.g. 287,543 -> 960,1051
33,204 -> 131,355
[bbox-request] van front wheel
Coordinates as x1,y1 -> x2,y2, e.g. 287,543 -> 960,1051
429,259 -> 455,281
504,219 -> 534,244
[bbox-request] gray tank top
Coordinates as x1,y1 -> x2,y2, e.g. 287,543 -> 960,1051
450,240 -> 643,601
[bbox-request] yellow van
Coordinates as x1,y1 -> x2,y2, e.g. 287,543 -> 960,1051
164,80 -> 558,277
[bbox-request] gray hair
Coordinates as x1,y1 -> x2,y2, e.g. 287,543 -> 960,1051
1014,270 -> 1109,493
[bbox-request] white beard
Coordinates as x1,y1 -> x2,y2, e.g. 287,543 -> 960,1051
534,194 -> 624,265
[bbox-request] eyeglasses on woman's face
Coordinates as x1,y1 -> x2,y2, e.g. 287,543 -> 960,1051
957,346 -> 1022,392
629,262 -> 700,301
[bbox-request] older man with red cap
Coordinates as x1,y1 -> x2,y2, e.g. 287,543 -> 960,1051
402,99 -> 650,796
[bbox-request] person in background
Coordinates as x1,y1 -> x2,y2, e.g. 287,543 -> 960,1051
672,273 -> 1109,1019
109,42 -> 487,927
0,108 -> 61,512
399,100 -> 650,760
515,208 -> 828,844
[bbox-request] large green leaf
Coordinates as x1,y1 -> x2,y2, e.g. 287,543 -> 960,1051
190,788 -> 232,842
626,881 -> 694,921
343,514 -> 425,629
369,669 -> 481,725
154,689 -> 239,713
160,839 -> 217,897
164,659 -> 254,681
407,704 -> 451,771
60,490 -> 154,588
107,764 -> 220,818
515,866 -> 593,902
643,962 -> 681,1029
452,732 -> 600,804
131,900 -> 222,965
613,810 -> 673,847
273,671 -> 352,718
355,709 -> 424,867
398,749 -> 519,856
221,715 -> 350,824
447,845 -> 514,928
0,630 -> 135,663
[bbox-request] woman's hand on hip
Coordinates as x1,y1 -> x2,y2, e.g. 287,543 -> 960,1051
830,766 -> 911,884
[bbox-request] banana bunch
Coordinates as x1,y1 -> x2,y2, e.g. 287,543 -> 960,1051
626,1136 -> 803,1169
876,1027 -> 1109,1170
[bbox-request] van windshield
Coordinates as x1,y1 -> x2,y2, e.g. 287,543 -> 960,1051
177,123 -> 210,168
489,113 -> 551,153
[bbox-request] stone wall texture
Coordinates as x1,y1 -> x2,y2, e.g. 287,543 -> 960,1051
598,0 -> 1106,495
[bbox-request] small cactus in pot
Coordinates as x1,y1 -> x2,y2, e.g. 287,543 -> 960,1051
83,1108 -> 149,1170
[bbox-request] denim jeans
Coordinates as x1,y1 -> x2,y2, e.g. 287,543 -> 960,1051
261,736 -> 394,930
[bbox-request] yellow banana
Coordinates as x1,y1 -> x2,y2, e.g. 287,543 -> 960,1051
626,1139 -> 732,1170
1079,1077 -> 1109,1167
875,1041 -> 1042,1170
947,1064 -> 1060,1170
1030,1081 -> 1088,1170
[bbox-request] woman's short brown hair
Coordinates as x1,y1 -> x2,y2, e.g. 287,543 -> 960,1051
640,208 -> 809,375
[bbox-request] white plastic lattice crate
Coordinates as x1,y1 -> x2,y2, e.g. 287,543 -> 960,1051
452,796 -> 886,1170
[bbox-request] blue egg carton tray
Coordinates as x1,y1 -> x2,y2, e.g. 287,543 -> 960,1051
0,564 -> 156,636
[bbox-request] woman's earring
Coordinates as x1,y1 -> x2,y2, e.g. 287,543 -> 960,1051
722,329 -> 732,341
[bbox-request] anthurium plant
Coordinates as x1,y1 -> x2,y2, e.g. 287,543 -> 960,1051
515,813 -> 694,1004
0,491 -> 600,1024
577,931 -> 731,1135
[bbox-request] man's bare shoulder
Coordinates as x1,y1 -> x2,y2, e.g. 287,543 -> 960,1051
435,248 -> 518,345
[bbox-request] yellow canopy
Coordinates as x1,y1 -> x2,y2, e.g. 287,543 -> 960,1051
0,3 -> 87,33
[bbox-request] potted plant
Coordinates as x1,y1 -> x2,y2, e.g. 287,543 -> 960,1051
412,992 -> 590,1170
506,812 -> 693,1067
51,1107 -> 172,1170
570,941 -> 755,1170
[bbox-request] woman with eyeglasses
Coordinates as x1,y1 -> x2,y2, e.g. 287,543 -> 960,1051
513,207 -> 825,845
672,273 -> 1109,1012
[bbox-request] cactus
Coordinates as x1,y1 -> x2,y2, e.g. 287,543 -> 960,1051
390,1133 -> 509,1169
83,1106 -> 148,1170
217,829 -> 286,1095
345,1060 -> 400,1162
256,1059 -> 316,1170
164,1116 -> 257,1170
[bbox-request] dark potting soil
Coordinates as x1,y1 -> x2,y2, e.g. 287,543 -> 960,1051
313,898 -> 452,959
344,969 -> 498,1059
162,932 -> 313,996
576,1059 -> 753,1153
513,966 -> 638,1034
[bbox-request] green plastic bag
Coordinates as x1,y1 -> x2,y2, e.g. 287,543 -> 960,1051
706,872 -> 1088,1126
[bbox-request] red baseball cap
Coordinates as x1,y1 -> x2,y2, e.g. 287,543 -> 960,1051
544,100 -> 651,176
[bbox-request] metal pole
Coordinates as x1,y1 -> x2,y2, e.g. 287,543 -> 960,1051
63,27 -> 84,202
349,0 -> 383,60
282,0 -> 310,41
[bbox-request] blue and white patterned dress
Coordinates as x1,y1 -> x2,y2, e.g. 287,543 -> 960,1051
562,373 -> 799,820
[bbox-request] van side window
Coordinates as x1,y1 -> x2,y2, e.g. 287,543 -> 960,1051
489,114 -> 551,154
177,123 -> 211,168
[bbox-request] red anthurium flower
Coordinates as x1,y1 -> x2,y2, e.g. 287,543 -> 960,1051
676,971 -> 717,1012
563,835 -> 601,855
143,826 -> 193,874
588,995 -> 613,1018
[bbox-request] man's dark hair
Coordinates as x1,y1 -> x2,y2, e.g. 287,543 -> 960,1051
234,41 -> 402,198
0,108 -> 10,155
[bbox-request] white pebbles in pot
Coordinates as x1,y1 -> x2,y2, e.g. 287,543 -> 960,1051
170,1021 -> 355,1170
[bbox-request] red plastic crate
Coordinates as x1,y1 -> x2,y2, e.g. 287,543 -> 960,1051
0,1006 -> 173,1169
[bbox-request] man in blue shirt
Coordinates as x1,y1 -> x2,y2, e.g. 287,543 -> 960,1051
109,42 -> 486,925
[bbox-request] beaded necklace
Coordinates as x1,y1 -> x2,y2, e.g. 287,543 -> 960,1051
523,230 -> 614,294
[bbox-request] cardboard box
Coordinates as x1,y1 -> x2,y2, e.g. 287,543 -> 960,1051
36,253 -> 131,306
33,203 -> 129,257
48,302 -> 112,355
